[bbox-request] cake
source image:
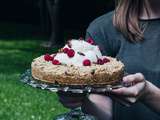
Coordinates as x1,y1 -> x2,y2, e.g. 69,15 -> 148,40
31,38 -> 124,86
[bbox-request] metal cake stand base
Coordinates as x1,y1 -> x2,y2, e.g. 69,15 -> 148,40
54,107 -> 96,120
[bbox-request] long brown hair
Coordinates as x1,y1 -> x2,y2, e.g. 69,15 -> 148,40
113,0 -> 149,42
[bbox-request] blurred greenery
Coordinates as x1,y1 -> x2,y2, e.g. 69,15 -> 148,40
0,38 -> 68,120
0,1 -> 114,118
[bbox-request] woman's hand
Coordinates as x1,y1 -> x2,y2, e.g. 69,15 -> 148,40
112,73 -> 147,104
112,73 -> 160,114
57,92 -> 86,109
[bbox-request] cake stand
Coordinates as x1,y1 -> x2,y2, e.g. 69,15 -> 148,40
20,69 -> 131,120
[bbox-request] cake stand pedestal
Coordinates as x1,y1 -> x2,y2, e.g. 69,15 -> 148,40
54,107 -> 96,120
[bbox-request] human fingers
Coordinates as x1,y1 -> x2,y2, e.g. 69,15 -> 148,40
58,92 -> 85,104
60,100 -> 83,108
57,92 -> 86,108
124,97 -> 137,104
123,73 -> 145,84
112,82 -> 145,97
58,94 -> 84,108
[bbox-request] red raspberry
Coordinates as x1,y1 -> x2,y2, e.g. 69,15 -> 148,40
97,58 -> 104,65
52,59 -> 61,65
83,59 -> 91,66
87,37 -> 94,45
63,48 -> 69,53
103,57 -> 110,63
44,54 -> 53,61
67,49 -> 75,58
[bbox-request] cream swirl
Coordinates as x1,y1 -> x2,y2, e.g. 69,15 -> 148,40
54,39 -> 103,66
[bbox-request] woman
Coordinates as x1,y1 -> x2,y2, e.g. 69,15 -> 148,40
59,0 -> 160,119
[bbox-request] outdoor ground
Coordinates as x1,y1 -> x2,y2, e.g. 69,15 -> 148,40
0,33 -> 69,119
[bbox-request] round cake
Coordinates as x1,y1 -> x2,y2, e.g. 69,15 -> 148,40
31,39 -> 124,86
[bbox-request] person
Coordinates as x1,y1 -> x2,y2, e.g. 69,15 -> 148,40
58,0 -> 160,120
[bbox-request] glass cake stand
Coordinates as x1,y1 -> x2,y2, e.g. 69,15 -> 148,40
20,69 -> 131,120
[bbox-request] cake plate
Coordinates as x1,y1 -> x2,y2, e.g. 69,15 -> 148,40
20,69 -> 131,120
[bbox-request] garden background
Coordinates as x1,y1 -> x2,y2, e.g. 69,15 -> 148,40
0,0 -> 113,119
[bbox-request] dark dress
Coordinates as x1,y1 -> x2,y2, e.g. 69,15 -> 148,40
85,11 -> 160,120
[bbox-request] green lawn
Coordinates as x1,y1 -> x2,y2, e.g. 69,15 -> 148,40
0,39 -> 68,120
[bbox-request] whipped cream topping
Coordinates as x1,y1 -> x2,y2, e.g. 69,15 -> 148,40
54,39 -> 103,66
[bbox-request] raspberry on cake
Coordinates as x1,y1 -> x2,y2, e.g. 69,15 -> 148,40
83,59 -> 91,66
44,54 -> 53,61
63,48 -> 69,53
31,39 -> 124,86
87,37 -> 95,45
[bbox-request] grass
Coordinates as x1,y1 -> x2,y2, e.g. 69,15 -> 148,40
0,39 -> 69,120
